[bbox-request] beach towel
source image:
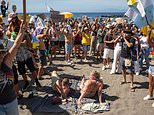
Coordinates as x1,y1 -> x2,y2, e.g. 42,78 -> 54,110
81,102 -> 110,113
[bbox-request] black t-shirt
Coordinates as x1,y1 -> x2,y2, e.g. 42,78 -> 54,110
92,31 -> 97,36
0,63 -> 16,104
120,37 -> 135,59
104,33 -> 114,50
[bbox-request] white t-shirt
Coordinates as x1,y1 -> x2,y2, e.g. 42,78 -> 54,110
140,36 -> 149,48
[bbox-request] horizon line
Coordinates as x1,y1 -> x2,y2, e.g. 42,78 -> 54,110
17,11 -> 126,14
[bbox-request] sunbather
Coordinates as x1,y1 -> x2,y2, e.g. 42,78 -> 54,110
51,71 -> 70,100
77,71 -> 103,106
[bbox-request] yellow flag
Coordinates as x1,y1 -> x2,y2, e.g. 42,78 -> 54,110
127,0 -> 137,5
141,23 -> 154,39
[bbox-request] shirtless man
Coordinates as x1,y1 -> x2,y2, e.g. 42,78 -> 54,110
63,25 -> 73,65
35,27 -> 47,79
77,71 -> 103,106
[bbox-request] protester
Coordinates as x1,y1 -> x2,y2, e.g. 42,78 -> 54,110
73,26 -> 82,59
0,27 -> 23,99
7,13 -> 41,90
0,0 -> 9,17
96,25 -> 106,60
119,29 -> 136,92
35,27 -> 47,80
89,24 -> 97,56
63,25 -> 73,65
102,24 -> 115,70
139,32 -> 150,72
81,27 -> 91,62
110,28 -> 122,74
143,27 -> 154,108
77,71 -> 103,107
12,5 -> 17,14
0,21 -> 26,115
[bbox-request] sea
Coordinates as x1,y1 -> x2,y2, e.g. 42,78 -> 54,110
28,12 -> 125,19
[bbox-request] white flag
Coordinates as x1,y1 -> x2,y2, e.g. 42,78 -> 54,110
136,0 -> 145,17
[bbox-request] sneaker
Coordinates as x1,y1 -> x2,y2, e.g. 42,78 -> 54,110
143,95 -> 153,100
152,103 -> 154,107
22,81 -> 30,91
67,61 -> 72,65
102,66 -> 105,71
83,59 -> 88,62
136,72 -> 139,76
110,71 -> 115,75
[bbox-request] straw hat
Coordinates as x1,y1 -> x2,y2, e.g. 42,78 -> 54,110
8,13 -> 17,22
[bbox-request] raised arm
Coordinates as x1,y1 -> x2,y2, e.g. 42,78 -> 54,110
98,80 -> 103,103
4,21 -> 26,68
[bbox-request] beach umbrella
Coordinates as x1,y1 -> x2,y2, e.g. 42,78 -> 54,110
60,12 -> 73,19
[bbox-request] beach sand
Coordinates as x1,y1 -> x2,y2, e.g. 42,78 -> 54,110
19,56 -> 154,115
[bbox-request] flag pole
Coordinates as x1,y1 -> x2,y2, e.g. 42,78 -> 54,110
145,14 -> 150,25
23,0 -> 26,23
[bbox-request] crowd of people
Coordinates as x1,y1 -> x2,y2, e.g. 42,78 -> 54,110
0,1 -> 154,115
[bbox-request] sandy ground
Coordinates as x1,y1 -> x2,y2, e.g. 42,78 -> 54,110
18,56 -> 154,115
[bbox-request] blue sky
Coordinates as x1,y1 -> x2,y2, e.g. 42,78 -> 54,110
8,0 -> 129,13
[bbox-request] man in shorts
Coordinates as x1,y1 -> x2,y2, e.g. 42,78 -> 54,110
102,25 -> 115,70
63,25 -> 73,65
119,29 -> 135,92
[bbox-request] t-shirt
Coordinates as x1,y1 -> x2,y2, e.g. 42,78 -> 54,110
97,29 -> 106,43
104,33 -> 114,50
0,63 -> 16,104
120,37 -> 135,59
82,32 -> 91,45
140,36 -> 149,48
91,31 -> 97,37
59,33 -> 65,41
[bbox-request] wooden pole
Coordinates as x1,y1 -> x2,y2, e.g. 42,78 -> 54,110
23,0 -> 26,23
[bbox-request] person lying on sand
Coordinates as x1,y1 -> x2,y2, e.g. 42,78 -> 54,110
77,71 -> 103,107
51,71 -> 70,101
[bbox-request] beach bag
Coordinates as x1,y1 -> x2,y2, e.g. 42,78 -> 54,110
125,58 -> 132,67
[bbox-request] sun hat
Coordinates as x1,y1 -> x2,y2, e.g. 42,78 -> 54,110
8,13 -> 17,22
0,44 -> 7,52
